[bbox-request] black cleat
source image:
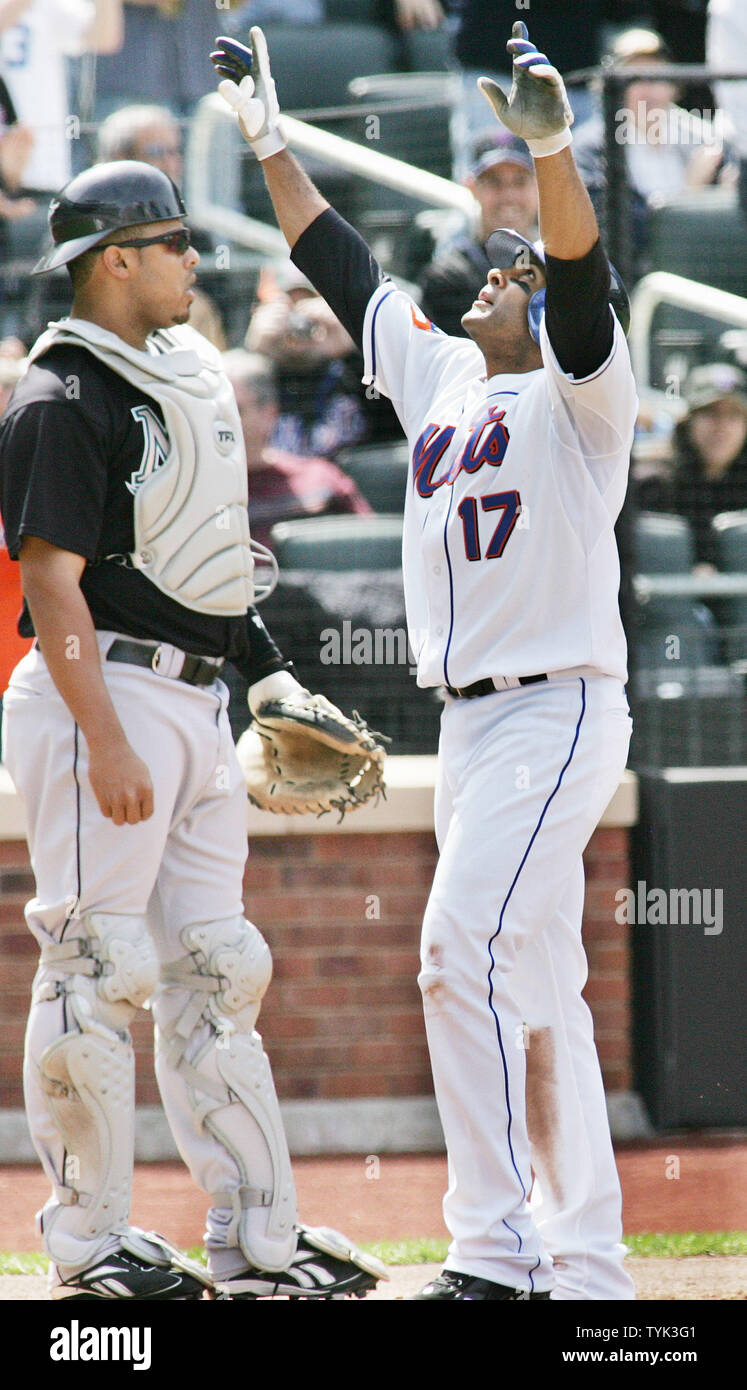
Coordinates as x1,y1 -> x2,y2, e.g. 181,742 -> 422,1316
50,1248 -> 207,1301
214,1224 -> 388,1300
413,1268 -> 552,1300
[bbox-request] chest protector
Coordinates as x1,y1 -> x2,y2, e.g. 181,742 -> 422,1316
27,318 -> 255,616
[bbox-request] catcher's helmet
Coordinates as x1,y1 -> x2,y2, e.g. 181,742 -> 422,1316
484,227 -> 631,342
32,160 -> 187,275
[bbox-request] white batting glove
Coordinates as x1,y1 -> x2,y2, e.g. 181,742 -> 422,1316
478,20 -> 574,158
210,28 -> 286,161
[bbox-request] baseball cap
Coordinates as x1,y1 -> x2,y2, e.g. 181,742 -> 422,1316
685,363 -> 747,414
470,132 -> 534,180
607,27 -> 673,68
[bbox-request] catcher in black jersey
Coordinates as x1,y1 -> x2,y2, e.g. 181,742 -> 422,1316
0,160 -> 386,1301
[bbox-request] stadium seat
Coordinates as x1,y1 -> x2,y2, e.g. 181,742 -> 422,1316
711,510 -> 747,662
259,23 -> 399,111
712,509 -> 747,571
631,512 -> 719,669
646,190 -> 747,298
270,514 -> 403,570
632,511 -> 695,573
324,0 -> 379,19
399,25 -> 452,74
345,71 -> 455,180
337,442 -> 410,513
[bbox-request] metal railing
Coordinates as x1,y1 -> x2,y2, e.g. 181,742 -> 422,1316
629,272 -> 747,393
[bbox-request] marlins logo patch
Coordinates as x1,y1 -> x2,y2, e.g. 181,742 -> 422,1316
126,405 -> 170,495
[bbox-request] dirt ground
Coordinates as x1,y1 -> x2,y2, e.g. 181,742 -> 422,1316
1,1139 -> 745,1300
1,1257 -> 746,1301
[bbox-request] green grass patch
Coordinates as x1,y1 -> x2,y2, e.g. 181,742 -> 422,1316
624,1232 -> 747,1258
360,1233 -> 747,1265
0,1251 -> 50,1275
361,1238 -> 449,1266
1,1232 -> 745,1275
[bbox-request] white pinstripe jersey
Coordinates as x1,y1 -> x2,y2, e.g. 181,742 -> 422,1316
361,283 -> 637,689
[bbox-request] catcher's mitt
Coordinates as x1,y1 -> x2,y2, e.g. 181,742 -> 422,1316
236,692 -> 388,820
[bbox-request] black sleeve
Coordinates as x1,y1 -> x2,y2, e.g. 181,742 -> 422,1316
290,207 -> 387,352
0,402 -> 108,561
543,239 -> 614,380
229,607 -> 297,686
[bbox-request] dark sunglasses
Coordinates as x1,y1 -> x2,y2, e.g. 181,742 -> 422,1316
97,228 -> 192,255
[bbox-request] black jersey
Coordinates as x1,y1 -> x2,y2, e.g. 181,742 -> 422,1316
0,340 -> 287,684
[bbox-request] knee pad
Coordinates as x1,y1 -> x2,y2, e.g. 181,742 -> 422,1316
181,915 -> 273,1034
37,912 -> 159,1029
156,916 -> 296,1272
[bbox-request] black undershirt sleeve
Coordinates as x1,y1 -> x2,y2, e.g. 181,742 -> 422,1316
542,238 -> 614,380
290,207 -> 387,353
230,607 -> 295,686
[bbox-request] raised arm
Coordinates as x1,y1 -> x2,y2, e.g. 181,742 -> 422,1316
211,31 -> 386,349
256,147 -> 329,252
532,147 -> 598,262
478,22 -> 618,377
211,30 -> 327,248
477,20 -> 598,261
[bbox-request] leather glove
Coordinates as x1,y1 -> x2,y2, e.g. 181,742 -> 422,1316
478,21 -> 574,158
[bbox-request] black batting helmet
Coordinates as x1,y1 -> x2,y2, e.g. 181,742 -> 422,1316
484,227 -> 631,341
32,160 -> 187,275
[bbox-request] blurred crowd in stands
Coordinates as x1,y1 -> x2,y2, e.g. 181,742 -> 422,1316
1,0 -> 746,756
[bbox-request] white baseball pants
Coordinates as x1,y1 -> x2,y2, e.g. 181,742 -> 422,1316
419,673 -> 635,1300
2,635 -> 282,1274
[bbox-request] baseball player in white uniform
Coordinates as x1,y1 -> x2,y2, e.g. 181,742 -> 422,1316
0,158 -> 385,1300
212,19 -> 638,1300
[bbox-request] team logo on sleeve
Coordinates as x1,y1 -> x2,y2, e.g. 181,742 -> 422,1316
410,305 -> 440,334
125,405 -> 170,495
413,407 -> 510,498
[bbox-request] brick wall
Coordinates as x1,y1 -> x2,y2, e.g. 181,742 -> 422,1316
0,826 -> 632,1111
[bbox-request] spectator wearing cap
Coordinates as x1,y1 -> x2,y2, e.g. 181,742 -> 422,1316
223,349 -> 373,554
244,262 -> 369,459
417,131 -> 538,340
634,362 -> 747,570
574,27 -> 734,279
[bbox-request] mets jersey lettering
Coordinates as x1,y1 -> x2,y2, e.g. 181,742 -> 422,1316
414,407 -> 510,498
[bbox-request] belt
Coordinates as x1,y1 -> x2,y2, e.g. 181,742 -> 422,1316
106,639 -> 224,687
446,674 -> 548,699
